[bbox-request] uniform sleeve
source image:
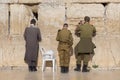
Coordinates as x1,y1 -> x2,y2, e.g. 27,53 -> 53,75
37,28 -> 42,42
56,29 -> 61,41
75,25 -> 81,37
69,31 -> 73,46
70,32 -> 73,42
93,26 -> 96,37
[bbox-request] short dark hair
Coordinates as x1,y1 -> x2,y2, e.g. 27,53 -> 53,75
30,19 -> 36,25
63,23 -> 68,27
84,16 -> 90,22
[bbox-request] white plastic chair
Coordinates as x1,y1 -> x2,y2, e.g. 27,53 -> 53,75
40,47 -> 56,72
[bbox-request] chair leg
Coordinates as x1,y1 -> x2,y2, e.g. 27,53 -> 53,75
42,60 -> 44,72
42,60 -> 46,72
53,59 -> 55,72
55,59 -> 57,72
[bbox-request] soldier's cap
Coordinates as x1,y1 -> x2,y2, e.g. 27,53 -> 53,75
84,16 -> 90,22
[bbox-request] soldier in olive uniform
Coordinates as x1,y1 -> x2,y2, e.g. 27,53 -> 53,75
56,23 -> 73,73
74,16 -> 96,72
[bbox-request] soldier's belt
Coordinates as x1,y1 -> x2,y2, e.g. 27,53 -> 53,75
59,42 -> 69,45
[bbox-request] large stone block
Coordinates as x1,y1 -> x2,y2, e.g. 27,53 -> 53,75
10,37 -> 25,66
0,4 -> 9,38
68,4 -> 104,18
92,36 -> 120,68
10,4 -> 33,35
42,0 -> 120,4
106,3 -> 120,35
0,0 -> 18,3
67,4 -> 105,34
0,0 -> 120,4
38,4 -> 65,28
38,4 -> 65,50
0,35 -> 28,66
0,37 -> 14,66
67,0 -> 120,3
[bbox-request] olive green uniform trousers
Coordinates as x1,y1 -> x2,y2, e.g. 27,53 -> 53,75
58,44 -> 70,67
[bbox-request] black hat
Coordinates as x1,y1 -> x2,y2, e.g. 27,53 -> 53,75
30,19 -> 36,25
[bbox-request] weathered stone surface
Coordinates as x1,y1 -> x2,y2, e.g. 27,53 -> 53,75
0,36 -> 25,66
67,4 -> 105,34
42,0 -> 120,4
0,0 -> 18,3
38,4 -> 65,52
68,4 -> 104,18
63,0 -> 120,3
0,4 -> 8,38
92,36 -> 120,68
10,4 -> 33,35
106,3 -> 120,35
1,0 -> 120,4
38,4 -> 65,28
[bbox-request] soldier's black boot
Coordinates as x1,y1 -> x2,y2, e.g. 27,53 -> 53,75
82,65 -> 90,72
74,64 -> 81,71
28,66 -> 33,72
61,66 -> 65,73
33,66 -> 37,71
31,61 -> 37,72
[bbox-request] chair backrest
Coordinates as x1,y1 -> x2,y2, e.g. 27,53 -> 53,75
40,47 -> 46,55
40,47 -> 54,59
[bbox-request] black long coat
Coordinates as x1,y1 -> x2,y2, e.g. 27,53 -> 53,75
24,25 -> 41,65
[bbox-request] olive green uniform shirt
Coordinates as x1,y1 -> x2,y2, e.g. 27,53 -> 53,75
56,28 -> 73,66
75,23 -> 96,55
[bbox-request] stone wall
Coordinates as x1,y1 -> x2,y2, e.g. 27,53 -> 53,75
0,0 -> 120,69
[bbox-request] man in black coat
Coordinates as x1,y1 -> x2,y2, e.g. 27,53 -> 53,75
24,19 -> 42,72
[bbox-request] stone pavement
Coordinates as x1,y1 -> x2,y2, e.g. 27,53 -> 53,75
0,68 -> 120,80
